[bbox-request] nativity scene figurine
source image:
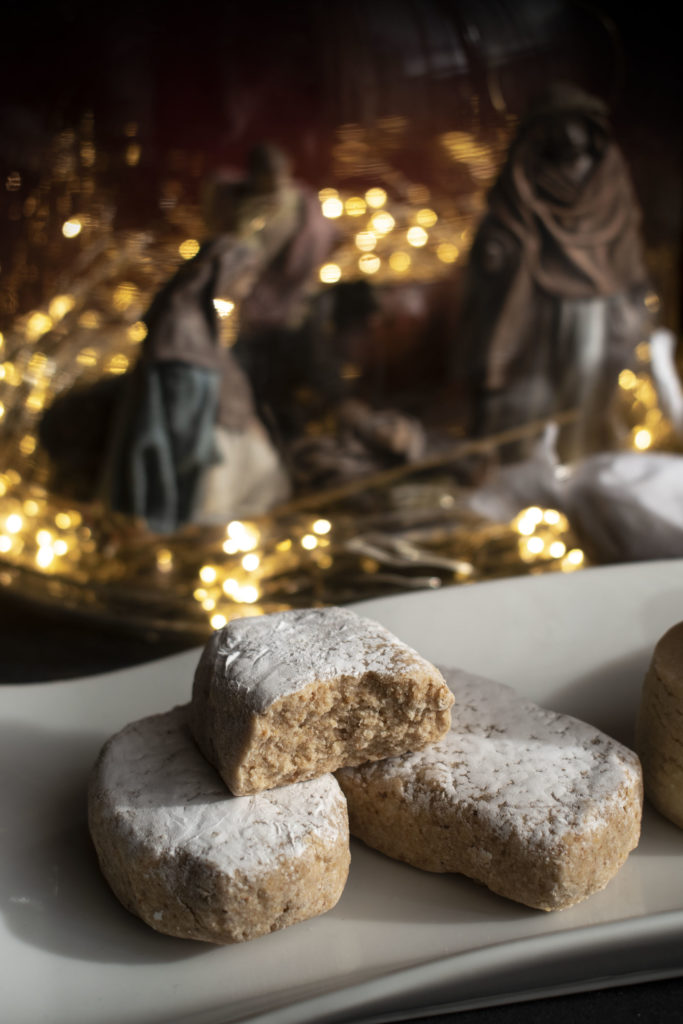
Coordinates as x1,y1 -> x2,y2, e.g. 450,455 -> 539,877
456,82 -> 651,462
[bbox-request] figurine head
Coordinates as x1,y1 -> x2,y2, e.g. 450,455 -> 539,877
518,82 -> 611,192
201,144 -> 294,236
246,143 -> 293,194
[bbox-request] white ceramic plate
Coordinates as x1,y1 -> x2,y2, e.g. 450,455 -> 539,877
2,560 -> 683,1024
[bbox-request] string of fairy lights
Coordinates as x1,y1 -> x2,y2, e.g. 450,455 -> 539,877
315,184 -> 466,286
0,118 -> 677,637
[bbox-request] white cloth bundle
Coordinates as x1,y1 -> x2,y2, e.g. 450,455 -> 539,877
469,430 -> 683,563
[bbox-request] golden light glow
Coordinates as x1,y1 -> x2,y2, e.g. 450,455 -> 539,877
55,512 -> 72,529
0,402 -> 5,420
406,226 -> 428,248
125,143 -> 141,167
222,577 -> 238,596
25,312 -> 53,342
549,540 -> 567,558
1,362 -> 20,386
210,614 -> 228,630
5,514 -> 23,534
437,242 -> 459,264
106,353 -> 129,375
619,369 -> 637,390
76,347 -> 98,367
202,597 -> 216,612
199,565 -> 218,584
416,208 -> 438,228
633,428 -> 652,450
179,238 -> 200,260
48,294 -> 75,321
358,253 -> 381,275
113,282 -> 139,311
241,552 -> 260,571
543,509 -> 561,525
156,548 -> 174,571
318,187 -> 339,202
319,263 -> 342,284
301,534 -> 317,550
36,529 -> 53,546
213,298 -> 235,318
227,520 -> 259,551
389,251 -> 411,273
525,536 -> 544,555
238,585 -> 259,604
371,211 -> 395,235
35,547 -> 54,569
127,321 -> 148,343
312,518 -> 331,535
27,351 -> 48,376
321,197 -> 344,219
0,536 -> 11,554
53,539 -> 68,556
361,557 -> 379,574
25,391 -> 45,413
19,435 -> 36,456
562,548 -> 585,571
345,196 -> 366,217
515,506 -> 544,535
80,142 -> 96,167
62,217 -> 82,238
23,500 -> 39,516
365,187 -> 387,209
78,310 -> 101,329
355,230 -> 377,252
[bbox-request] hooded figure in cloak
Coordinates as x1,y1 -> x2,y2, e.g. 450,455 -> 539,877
100,143 -> 338,532
457,82 -> 650,461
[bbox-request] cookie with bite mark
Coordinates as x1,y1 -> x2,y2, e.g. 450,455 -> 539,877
190,607 -> 454,796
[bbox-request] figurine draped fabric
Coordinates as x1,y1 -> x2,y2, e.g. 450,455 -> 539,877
459,83 -> 650,459
101,147 -> 338,532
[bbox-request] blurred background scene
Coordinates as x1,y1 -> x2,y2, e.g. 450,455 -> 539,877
0,0 -> 681,641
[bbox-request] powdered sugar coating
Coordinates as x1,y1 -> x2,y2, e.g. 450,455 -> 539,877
339,668 -> 642,849
197,606 -> 442,715
90,705 -> 347,875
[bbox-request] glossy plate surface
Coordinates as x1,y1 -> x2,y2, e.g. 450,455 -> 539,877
2,560 -> 683,1024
